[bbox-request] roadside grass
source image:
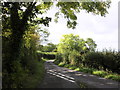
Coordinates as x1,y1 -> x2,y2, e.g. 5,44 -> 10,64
68,66 -> 77,70
58,62 -> 65,67
93,71 -> 108,77
23,60 -> 45,88
79,67 -> 95,74
56,62 -> 120,82
64,64 -> 70,68
105,74 -> 120,81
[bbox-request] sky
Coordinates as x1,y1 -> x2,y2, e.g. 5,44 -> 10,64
39,0 -> 119,51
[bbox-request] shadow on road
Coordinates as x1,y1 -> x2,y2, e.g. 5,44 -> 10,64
38,60 -> 119,89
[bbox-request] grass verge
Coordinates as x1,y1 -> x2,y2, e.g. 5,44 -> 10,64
56,62 -> 120,82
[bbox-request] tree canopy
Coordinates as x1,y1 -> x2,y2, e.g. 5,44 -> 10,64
2,1 -> 111,30
57,34 -> 97,54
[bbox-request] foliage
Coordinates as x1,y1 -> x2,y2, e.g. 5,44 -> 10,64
55,1 -> 111,29
37,51 -> 57,55
39,43 -> 57,52
38,28 -> 50,43
54,53 -> 63,64
86,38 -> 97,52
37,51 -> 56,60
56,34 -> 97,66
102,49 -> 120,73
2,23 -> 45,88
84,50 -> 120,74
83,51 -> 103,69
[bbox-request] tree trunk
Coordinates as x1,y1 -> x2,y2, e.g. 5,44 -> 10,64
3,2 -> 36,88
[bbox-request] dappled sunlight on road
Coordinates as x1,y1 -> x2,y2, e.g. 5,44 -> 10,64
42,60 -> 119,88
75,73 -> 82,76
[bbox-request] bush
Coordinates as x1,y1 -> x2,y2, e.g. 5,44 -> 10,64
103,51 -> 120,73
68,50 -> 81,66
3,60 -> 28,88
2,26 -> 45,88
54,53 -> 63,65
83,52 -> 103,69
83,50 -> 120,74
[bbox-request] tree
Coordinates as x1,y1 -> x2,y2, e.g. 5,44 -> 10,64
57,34 -> 82,65
58,34 -> 83,53
86,38 -> 97,52
2,2 -> 52,86
57,34 -> 97,65
42,43 -> 57,52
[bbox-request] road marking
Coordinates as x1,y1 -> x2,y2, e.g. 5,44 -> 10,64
48,70 -> 75,80
47,71 -> 75,83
